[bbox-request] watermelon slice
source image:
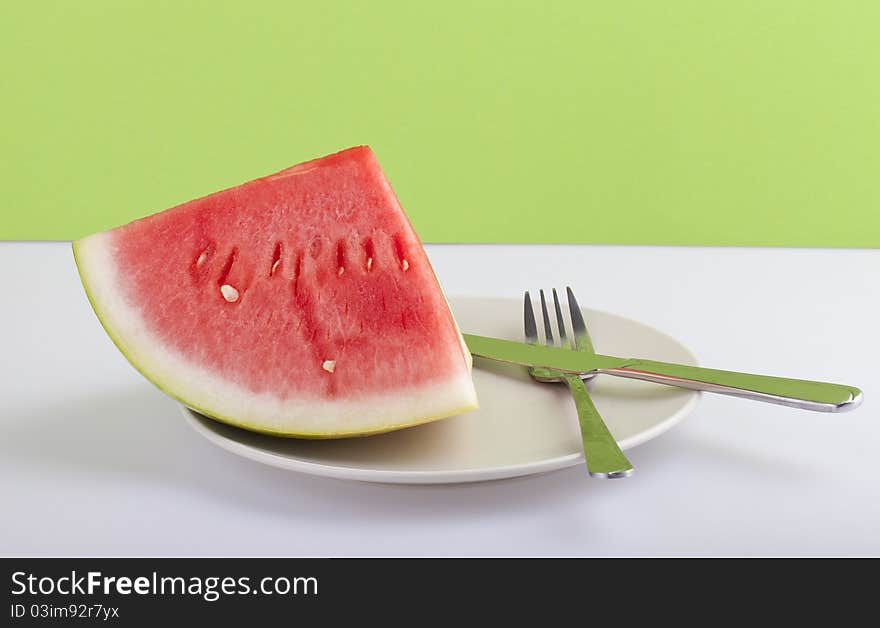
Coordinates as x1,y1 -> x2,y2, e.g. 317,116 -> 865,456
73,146 -> 477,437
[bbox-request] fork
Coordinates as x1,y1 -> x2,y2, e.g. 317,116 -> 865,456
525,288 -> 634,479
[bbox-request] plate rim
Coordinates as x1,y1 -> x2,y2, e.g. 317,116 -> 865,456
181,300 -> 701,484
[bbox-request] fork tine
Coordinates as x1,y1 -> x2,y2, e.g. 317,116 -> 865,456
539,289 -> 554,345
566,286 -> 595,353
523,291 -> 538,344
552,288 -> 569,347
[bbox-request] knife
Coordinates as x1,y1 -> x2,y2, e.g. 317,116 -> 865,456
462,333 -> 862,413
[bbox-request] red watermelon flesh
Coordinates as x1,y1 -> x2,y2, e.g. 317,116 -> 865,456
73,146 -> 477,437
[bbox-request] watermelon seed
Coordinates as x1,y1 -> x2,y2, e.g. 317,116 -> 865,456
335,240 -> 347,276
217,248 -> 237,286
363,238 -> 375,271
270,242 -> 283,277
292,254 -> 303,293
220,284 -> 240,303
322,360 -> 336,373
196,251 -> 208,267
392,234 -> 407,268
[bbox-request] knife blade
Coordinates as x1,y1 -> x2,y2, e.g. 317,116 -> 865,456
464,333 -> 622,373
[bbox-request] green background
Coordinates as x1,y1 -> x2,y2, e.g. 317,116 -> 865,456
2,1 -> 877,245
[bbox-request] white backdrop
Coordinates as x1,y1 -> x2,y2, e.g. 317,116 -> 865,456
1,242 -> 876,556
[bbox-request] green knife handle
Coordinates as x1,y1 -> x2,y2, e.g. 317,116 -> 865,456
599,359 -> 862,413
564,374 -> 634,479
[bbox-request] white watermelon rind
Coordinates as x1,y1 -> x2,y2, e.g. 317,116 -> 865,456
73,234 -> 478,439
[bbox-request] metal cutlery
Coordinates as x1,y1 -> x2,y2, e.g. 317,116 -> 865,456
524,288 -> 634,479
464,299 -> 862,414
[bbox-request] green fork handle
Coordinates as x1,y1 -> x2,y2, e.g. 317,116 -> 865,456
564,374 -> 634,479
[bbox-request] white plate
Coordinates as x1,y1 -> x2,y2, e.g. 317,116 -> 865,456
181,296 -> 700,484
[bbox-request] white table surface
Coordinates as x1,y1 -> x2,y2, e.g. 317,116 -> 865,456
1,241 -> 877,557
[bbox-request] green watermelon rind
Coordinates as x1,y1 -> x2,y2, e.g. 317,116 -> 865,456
72,237 -> 478,439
